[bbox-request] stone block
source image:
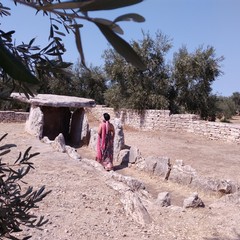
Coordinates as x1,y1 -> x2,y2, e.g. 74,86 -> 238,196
142,156 -> 171,178
168,159 -> 197,185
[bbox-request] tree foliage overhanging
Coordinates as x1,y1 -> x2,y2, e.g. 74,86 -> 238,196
0,0 -> 146,99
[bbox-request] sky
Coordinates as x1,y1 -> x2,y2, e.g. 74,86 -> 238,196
1,0 -> 240,96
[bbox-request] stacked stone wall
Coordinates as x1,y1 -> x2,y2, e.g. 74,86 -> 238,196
0,111 -> 29,123
86,105 -> 115,122
89,106 -> 240,144
119,109 -> 171,130
167,114 -> 201,131
186,121 -> 240,143
1,108 -> 240,144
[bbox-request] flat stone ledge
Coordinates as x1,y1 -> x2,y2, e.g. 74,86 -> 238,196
10,93 -> 96,108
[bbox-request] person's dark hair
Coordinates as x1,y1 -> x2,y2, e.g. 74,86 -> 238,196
103,113 -> 110,121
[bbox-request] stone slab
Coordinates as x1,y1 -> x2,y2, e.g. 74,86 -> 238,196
10,93 -> 96,108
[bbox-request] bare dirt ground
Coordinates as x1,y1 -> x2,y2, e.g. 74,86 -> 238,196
1,118 -> 240,240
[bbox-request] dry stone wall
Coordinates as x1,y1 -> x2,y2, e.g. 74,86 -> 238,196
1,106 -> 240,144
89,105 -> 240,144
0,111 -> 29,123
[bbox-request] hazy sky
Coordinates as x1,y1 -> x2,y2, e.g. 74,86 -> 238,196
1,0 -> 240,96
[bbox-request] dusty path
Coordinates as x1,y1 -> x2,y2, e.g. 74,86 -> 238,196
1,122 -> 240,240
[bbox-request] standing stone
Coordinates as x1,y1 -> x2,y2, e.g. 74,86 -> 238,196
113,118 -> 125,157
128,146 -> 143,164
25,105 -> 44,138
88,128 -> 97,152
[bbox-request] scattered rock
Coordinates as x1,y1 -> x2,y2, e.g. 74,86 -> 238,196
183,192 -> 205,208
116,149 -> 129,165
51,133 -> 66,153
155,192 -> 171,207
129,146 -> 143,164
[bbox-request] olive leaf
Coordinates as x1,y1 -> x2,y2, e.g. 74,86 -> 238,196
0,39 -> 39,85
38,1 -> 91,11
80,0 -> 144,11
91,18 -> 124,34
114,13 -> 145,23
39,0 -> 143,11
95,22 -> 146,70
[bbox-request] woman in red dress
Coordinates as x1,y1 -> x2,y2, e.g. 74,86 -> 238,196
96,113 -> 115,171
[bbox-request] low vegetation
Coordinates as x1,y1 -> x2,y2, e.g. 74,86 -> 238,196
0,133 -> 51,239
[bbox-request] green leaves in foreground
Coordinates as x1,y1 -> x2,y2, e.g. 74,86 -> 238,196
0,133 -> 51,239
95,22 -> 146,70
0,37 -> 39,97
39,0 -> 143,11
35,0 -> 146,70
1,0 -> 146,92
113,13 -> 145,23
0,38 -> 39,85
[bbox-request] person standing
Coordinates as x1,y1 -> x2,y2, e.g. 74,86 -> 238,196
96,113 -> 115,171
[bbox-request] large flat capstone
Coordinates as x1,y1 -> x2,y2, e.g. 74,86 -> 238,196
10,93 -> 96,108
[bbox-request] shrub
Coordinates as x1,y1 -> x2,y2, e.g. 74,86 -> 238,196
0,133 -> 51,239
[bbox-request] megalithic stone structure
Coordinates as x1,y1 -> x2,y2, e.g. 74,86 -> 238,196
10,93 -> 96,147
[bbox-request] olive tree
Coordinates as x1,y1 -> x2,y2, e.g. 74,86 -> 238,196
215,96 -> 236,121
71,62 -> 107,104
231,92 -> 240,114
171,45 -> 224,118
103,31 -> 173,110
